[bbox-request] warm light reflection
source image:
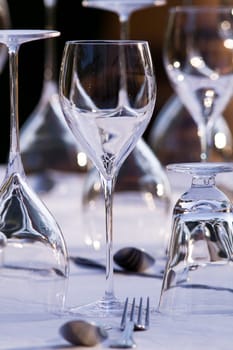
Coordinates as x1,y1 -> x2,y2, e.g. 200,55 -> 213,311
77,151 -> 88,167
94,181 -> 101,192
157,183 -> 165,197
224,38 -> 233,49
190,56 -> 204,69
221,20 -> 231,31
214,132 -> 227,150
173,61 -> 180,68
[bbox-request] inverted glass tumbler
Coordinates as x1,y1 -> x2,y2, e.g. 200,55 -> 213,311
158,162 -> 233,315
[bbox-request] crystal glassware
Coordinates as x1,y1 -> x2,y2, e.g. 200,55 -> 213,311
59,40 -> 156,318
19,0 -> 89,194
0,0 -> 10,73
82,138 -> 171,261
148,0 -> 233,165
148,95 -> 233,164
0,30 -> 69,320
163,6 -> 233,162
158,162 -> 233,315
81,0 -> 171,262
82,0 -> 166,39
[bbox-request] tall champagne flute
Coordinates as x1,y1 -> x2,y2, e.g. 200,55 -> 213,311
59,40 -> 156,317
163,6 -> 233,162
0,30 -> 68,319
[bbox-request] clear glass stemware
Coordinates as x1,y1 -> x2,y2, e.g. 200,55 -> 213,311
59,40 -> 156,318
158,162 -> 233,316
163,6 -> 233,162
0,29 -> 69,319
19,0 -> 89,194
0,0 -> 10,73
81,0 -> 171,263
82,0 -> 166,39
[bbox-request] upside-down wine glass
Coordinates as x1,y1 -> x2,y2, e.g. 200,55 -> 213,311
164,6 -> 233,162
82,0 -> 166,40
158,162 -> 233,315
148,0 -> 233,166
0,0 -> 10,72
0,30 -> 68,320
59,40 -> 156,317
20,0 -> 89,194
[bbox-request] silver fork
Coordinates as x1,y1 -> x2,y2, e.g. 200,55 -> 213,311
109,297 -> 150,348
134,297 -> 150,331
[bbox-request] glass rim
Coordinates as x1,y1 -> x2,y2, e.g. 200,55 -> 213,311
82,0 -> 166,4
167,162 -> 233,175
169,6 -> 233,14
64,39 -> 149,46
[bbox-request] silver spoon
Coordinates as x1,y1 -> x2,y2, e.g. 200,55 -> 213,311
113,247 -> 155,273
70,247 -> 164,278
60,319 -> 108,346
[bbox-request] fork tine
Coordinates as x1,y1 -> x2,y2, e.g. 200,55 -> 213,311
120,297 -> 129,330
130,297 -> 136,321
137,297 -> 143,325
145,296 -> 150,328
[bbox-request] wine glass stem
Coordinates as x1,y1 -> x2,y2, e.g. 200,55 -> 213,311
199,123 -> 211,162
8,45 -> 24,175
119,15 -> 130,40
101,175 -> 115,301
44,0 -> 57,82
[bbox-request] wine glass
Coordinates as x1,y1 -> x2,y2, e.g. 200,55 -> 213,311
82,137 -> 171,262
20,0 -> 89,194
163,6 -> 233,162
148,95 -> 233,164
0,30 -> 68,320
0,0 -> 10,73
82,0 -> 166,39
158,162 -> 233,315
59,40 -> 156,317
81,0 -> 171,264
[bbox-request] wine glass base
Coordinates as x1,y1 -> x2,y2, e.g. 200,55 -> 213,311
68,297 -> 125,319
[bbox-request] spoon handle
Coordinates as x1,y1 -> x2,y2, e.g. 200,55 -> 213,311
70,256 -> 163,279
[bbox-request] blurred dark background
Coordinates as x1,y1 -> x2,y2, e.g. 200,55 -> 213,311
0,0 -> 181,163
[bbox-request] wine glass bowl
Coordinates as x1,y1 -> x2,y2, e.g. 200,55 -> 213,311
158,162 -> 233,316
0,29 -> 69,319
59,40 -> 156,317
163,6 -> 233,162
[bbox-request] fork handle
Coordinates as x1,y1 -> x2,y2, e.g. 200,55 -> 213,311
121,320 -> 136,348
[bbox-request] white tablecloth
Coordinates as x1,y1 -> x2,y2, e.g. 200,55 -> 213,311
0,168 -> 233,350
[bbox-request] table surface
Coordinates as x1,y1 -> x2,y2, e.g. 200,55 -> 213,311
1,167 -> 233,350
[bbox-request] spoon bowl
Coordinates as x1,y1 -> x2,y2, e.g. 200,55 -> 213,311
60,319 -> 108,346
113,247 -> 155,273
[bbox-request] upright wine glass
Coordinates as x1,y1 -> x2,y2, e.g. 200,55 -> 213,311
163,6 -> 233,162
82,0 -> 166,39
0,30 -> 68,319
82,0 -> 171,263
158,162 -> 233,315
59,40 -> 156,317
